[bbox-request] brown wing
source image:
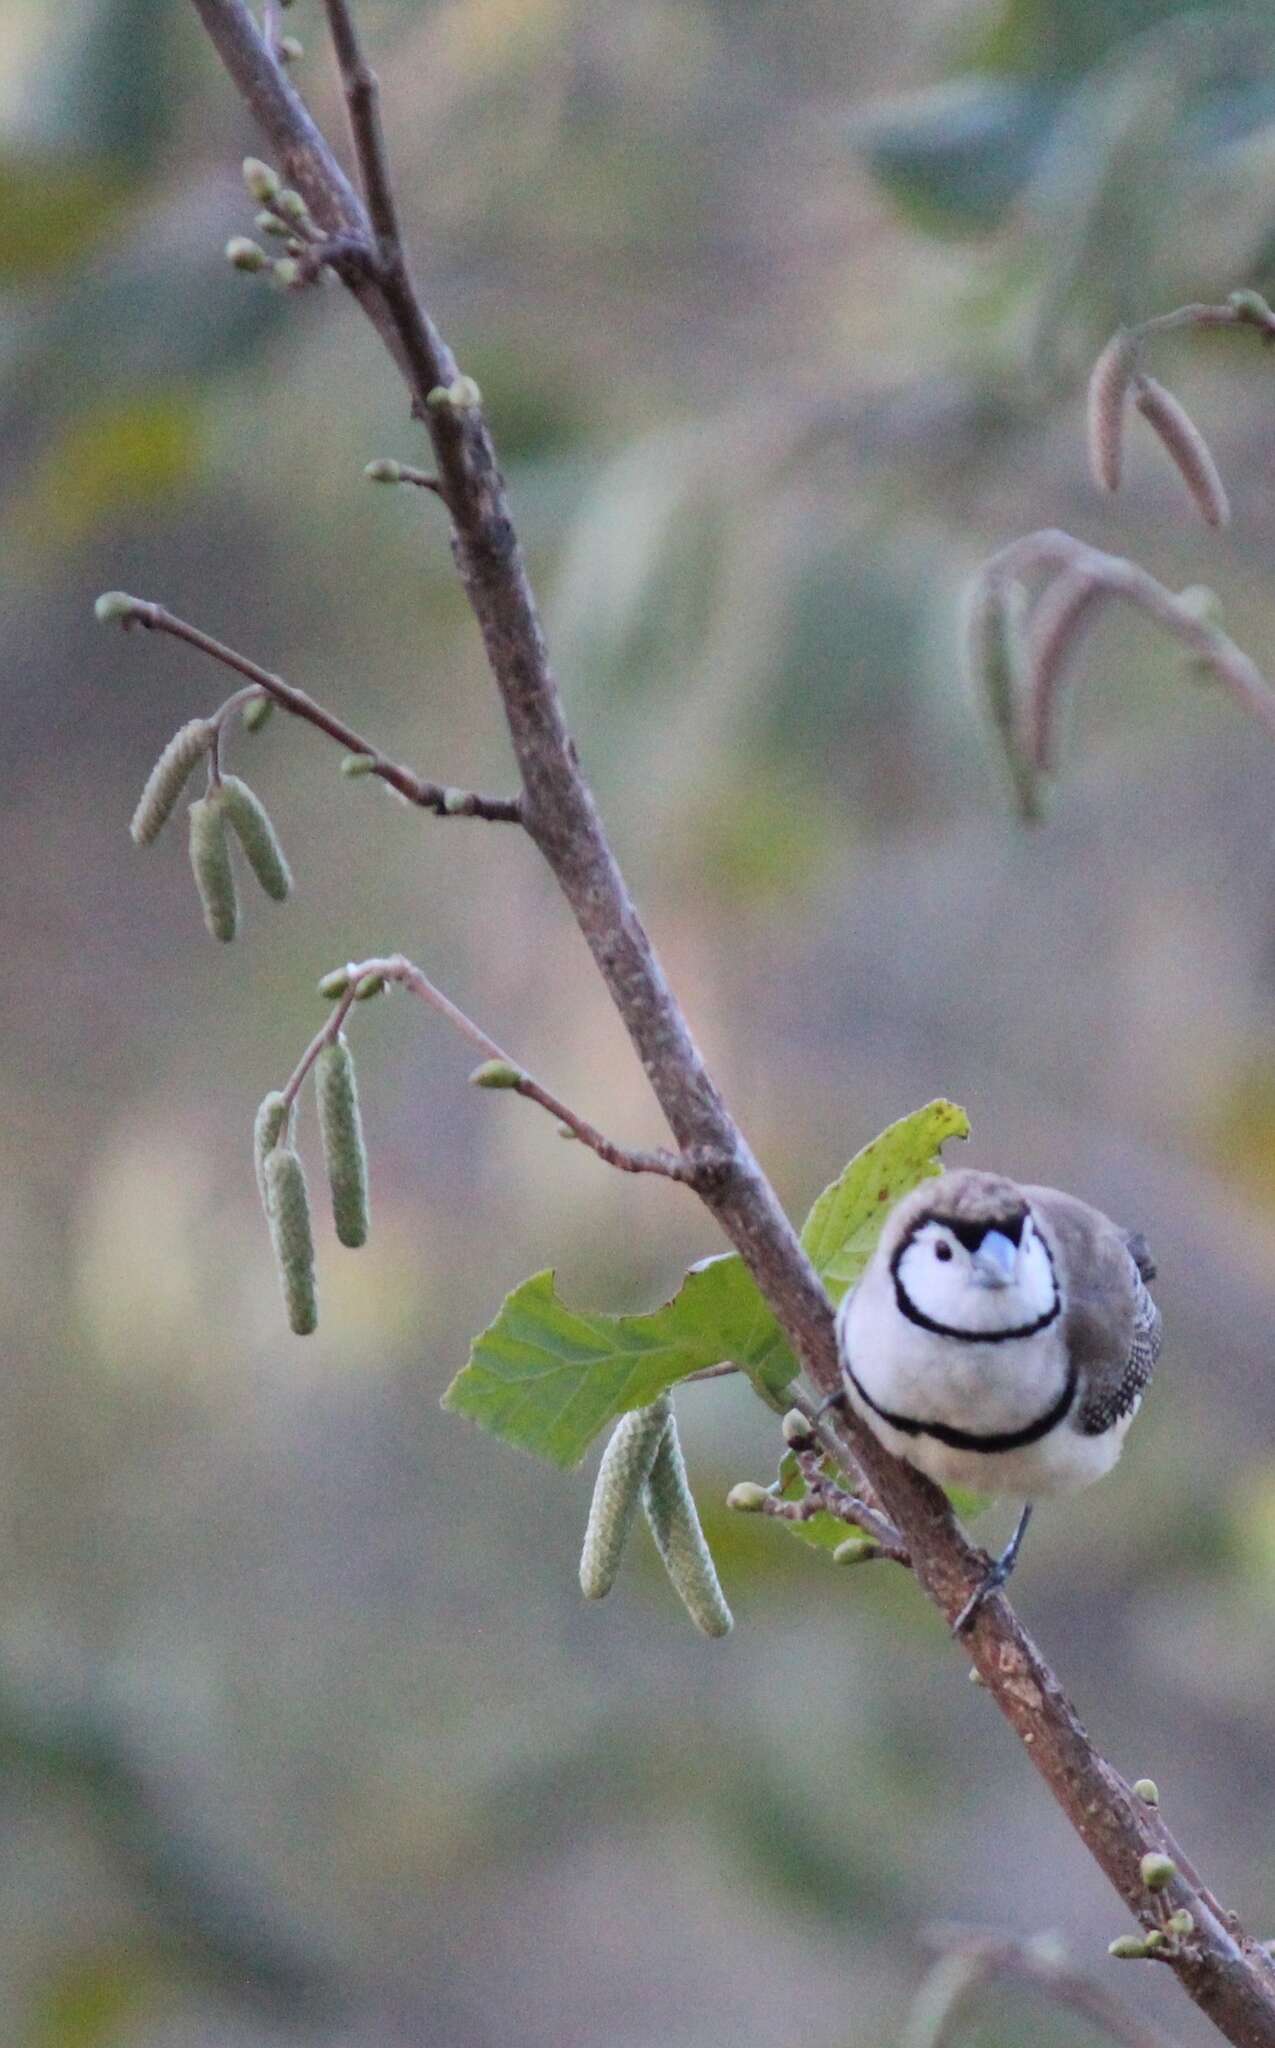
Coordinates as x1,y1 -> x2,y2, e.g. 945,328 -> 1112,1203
1024,1186 -> 1160,1435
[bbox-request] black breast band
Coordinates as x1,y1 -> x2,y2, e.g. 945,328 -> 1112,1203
842,1354 -> 1078,1455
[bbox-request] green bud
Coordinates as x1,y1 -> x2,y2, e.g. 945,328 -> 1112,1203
95,589 -> 138,625
1143,1930 -> 1167,1953
1228,288 -> 1275,322
341,753 -> 377,776
725,1482 -> 768,1514
353,972 -> 386,1001
579,1398 -> 672,1600
220,774 -> 292,902
1166,1910 -> 1194,1938
1108,1936 -> 1150,1960
556,1123 -> 577,1140
442,788 -> 470,815
242,694 -> 274,734
364,459 -> 402,484
832,1537 -> 879,1565
968,1666 -> 987,1687
254,1090 -> 289,1205
316,1034 -> 370,1248
276,188 -> 308,223
470,1059 -> 522,1089
263,1146 -> 318,1335
643,1415 -> 733,1638
1140,1853 -> 1177,1893
188,792 -> 238,940
781,1408 -> 813,1448
277,34 -> 303,61
1132,1778 -> 1160,1807
272,258 -> 302,290
318,967 -> 351,1000
243,157 -> 281,204
256,210 -> 290,237
130,719 -> 214,846
225,236 -> 267,273
449,375 -> 482,410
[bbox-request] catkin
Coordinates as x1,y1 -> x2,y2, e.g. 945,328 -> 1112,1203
130,720 -> 213,845
316,1035 -> 370,1247
579,1397 -> 672,1601
963,577 -> 1040,821
1134,375 -> 1231,530
1025,570 -> 1104,773
263,1146 -> 318,1335
1086,329 -> 1136,493
642,1413 -> 733,1638
220,775 -> 292,901
254,1090 -> 289,1207
188,794 -> 238,941
242,694 -> 274,734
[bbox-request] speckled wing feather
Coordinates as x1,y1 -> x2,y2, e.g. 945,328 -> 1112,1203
1024,1186 -> 1161,1437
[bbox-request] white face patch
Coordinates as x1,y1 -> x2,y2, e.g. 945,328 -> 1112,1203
895,1214 -> 1057,1338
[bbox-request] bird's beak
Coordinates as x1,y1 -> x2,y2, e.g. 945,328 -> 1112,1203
971,1230 -> 1018,1288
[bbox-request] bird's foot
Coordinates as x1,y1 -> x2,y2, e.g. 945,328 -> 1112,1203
952,1502 -> 1033,1636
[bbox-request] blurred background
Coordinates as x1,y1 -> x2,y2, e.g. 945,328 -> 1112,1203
4,0 -> 1275,2041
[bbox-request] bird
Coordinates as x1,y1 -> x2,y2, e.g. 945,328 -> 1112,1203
834,1168 -> 1161,1631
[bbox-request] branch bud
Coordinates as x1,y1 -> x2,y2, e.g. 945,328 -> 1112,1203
1132,1778 -> 1160,1807
1139,1852 -> 1177,1892
95,589 -> 140,625
470,1059 -> 522,1089
643,1416 -> 733,1637
725,1482 -> 768,1513
832,1536 -> 879,1565
276,188 -> 309,223
1166,1910 -> 1195,1937
130,719 -> 214,846
316,1034 -> 371,1248
220,774 -> 293,902
242,693 -> 274,734
341,752 -> 377,776
188,792 -> 238,940
318,967 -> 351,1000
256,210 -> 290,238
1108,1936 -> 1150,1960
1087,329 -> 1136,493
354,972 -> 386,1000
781,1409 -> 814,1449
272,258 -> 302,291
277,34 -> 303,62
579,1398 -> 672,1600
1134,375 -> 1230,529
1228,288 -> 1275,326
364,459 -> 402,483
263,1146 -> 318,1335
426,376 -> 482,412
442,788 -> 470,814
225,236 -> 268,273
242,157 -> 281,203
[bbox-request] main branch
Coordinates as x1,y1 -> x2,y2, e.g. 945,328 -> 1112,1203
186,5 -> 1275,2038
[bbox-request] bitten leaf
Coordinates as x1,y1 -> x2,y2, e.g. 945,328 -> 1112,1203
799,1099 -> 969,1302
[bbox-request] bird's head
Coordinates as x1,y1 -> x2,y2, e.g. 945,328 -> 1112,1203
887,1172 -> 1058,1340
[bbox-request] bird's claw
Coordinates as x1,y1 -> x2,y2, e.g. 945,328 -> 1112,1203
952,1556 -> 1011,1635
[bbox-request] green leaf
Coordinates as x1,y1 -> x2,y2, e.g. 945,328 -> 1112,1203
444,1098 -> 969,1465
800,1099 -> 969,1303
443,1255 -> 792,1468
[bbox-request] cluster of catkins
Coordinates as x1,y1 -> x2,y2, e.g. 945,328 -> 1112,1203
253,1008 -> 372,1337
127,701 -> 289,940
579,1396 -> 733,1637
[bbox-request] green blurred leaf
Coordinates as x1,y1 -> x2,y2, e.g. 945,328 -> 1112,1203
800,1099 -> 969,1304
772,1449 -> 864,1554
861,79 -> 1062,236
442,1255 -> 792,1468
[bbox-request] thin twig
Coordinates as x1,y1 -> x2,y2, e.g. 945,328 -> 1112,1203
914,1927 -> 1182,2048
340,954 -> 716,1186
106,597 -> 523,821
180,9 -> 1275,2040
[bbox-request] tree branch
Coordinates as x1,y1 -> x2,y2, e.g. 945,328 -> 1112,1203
182,6 -> 1275,2039
103,595 -> 522,822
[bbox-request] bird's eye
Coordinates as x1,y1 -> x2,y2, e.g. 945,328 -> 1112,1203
934,1242 -> 953,1263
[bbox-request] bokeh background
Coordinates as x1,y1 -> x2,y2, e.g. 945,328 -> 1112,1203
4,0 -> 1275,2042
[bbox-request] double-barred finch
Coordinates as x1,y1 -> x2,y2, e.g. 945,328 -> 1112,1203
836,1169 -> 1161,1628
